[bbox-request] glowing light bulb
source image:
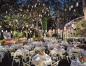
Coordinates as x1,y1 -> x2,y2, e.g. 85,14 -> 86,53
27,9 -> 29,12
39,14 -> 42,17
26,25 -> 28,27
6,30 -> 7,32
23,15 -> 24,17
35,4 -> 37,7
19,9 -> 22,11
71,5 -> 73,9
11,31 -> 12,33
0,26 -> 1,28
76,2 -> 79,7
32,6 -> 33,8
48,14 -> 50,16
43,3 -> 45,6
6,11 -> 8,14
15,19 -> 18,22
1,30 -> 3,32
49,6 -> 50,9
42,10 -> 44,13
28,5 -> 29,8
33,19 -> 35,21
74,9 -> 76,12
45,12 -> 46,14
69,7 -> 71,11
39,3 -> 40,5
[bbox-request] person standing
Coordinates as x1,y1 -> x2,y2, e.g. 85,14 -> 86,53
58,55 -> 71,66
70,56 -> 81,66
0,30 -> 4,40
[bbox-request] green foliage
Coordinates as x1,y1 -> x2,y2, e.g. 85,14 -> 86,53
13,31 -> 23,38
75,20 -> 86,37
3,12 -> 31,30
42,17 -> 50,31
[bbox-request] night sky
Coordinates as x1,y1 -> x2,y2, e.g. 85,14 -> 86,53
0,0 -> 83,22
16,0 -> 66,17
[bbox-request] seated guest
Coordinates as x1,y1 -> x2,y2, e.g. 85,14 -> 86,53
32,47 -> 52,66
71,56 -> 81,66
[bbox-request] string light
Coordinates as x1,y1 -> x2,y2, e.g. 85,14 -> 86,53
15,19 -> 18,22
71,5 -> 73,9
23,15 -> 24,17
39,3 -> 40,5
26,25 -> 28,27
44,12 -> 47,14
69,7 -> 71,11
48,13 -> 50,16
65,8 -> 67,11
32,6 -> 34,8
42,10 -> 44,13
33,19 -> 35,21
19,8 -> 23,11
76,2 -> 79,7
22,26 -> 24,29
1,30 -> 3,32
28,5 -> 29,8
35,18 -> 37,20
6,11 -> 8,14
34,3 -> 37,7
37,0 -> 39,2
26,9 -> 29,12
43,3 -> 45,6
9,24 -> 11,26
74,9 -> 76,12
0,26 -> 2,28
49,6 -> 50,9
11,31 -> 12,33
39,14 -> 42,17
6,30 -> 7,32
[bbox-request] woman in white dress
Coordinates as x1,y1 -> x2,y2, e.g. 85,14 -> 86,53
32,47 -> 52,66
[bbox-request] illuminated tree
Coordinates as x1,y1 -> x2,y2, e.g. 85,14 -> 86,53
75,20 -> 86,37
